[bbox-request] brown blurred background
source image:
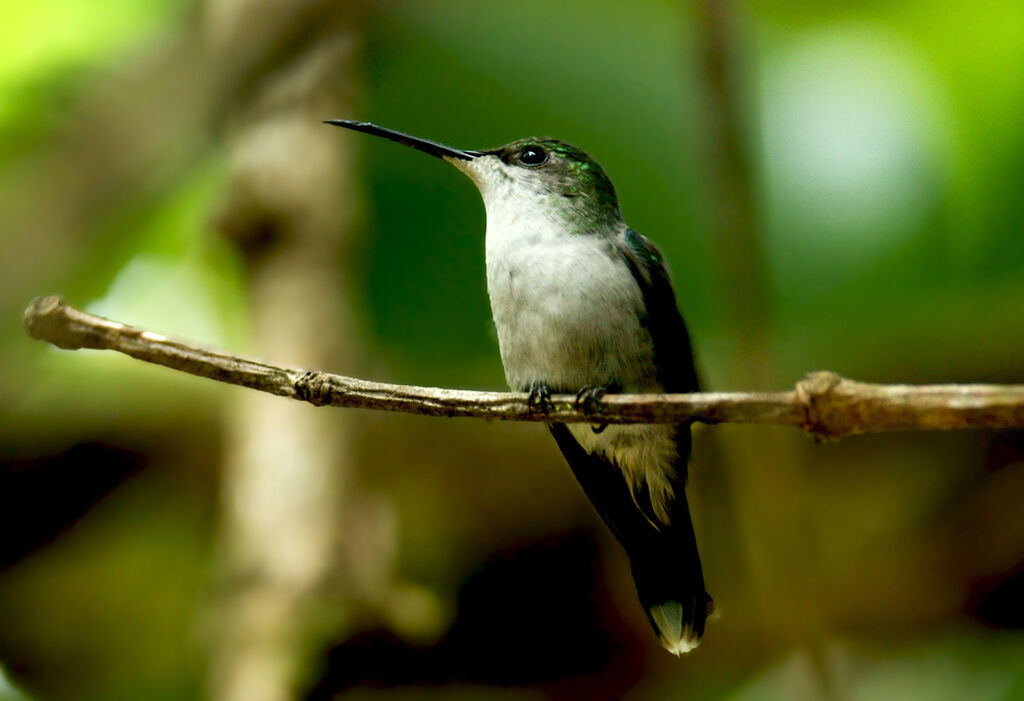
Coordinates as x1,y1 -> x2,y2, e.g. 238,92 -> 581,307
2,0 -> 1024,699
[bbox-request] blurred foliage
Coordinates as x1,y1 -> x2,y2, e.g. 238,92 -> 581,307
0,0 -> 183,162
1,0 -> 1023,699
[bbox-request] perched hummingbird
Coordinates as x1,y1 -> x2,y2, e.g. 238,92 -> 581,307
327,120 -> 712,654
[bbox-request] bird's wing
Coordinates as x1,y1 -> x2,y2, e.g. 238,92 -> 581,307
613,227 -> 699,479
614,228 -> 700,394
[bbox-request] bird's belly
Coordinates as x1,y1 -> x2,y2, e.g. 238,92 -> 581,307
486,237 -> 657,393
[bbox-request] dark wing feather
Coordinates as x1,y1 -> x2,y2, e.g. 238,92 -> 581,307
615,228 -> 700,394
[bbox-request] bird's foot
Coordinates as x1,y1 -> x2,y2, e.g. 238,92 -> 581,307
575,385 -> 608,414
527,381 -> 553,414
575,385 -> 609,433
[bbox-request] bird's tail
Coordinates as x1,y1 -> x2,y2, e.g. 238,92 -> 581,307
627,492 -> 712,655
548,424 -> 711,654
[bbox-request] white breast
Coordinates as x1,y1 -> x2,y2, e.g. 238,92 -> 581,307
484,211 -> 656,393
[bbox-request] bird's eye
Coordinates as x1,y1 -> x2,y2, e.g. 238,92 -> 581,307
518,146 -> 548,166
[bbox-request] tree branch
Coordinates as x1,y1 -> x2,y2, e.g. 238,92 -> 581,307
23,295 -> 1024,440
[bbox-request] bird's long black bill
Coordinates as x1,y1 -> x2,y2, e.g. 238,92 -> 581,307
324,120 -> 482,161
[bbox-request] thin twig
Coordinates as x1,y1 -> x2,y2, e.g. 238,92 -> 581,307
23,296 -> 1024,440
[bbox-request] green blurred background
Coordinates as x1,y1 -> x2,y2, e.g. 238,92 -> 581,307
2,0 -> 1024,699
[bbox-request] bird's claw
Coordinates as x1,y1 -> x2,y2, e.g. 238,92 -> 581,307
575,385 -> 607,414
575,385 -> 609,433
527,382 -> 553,413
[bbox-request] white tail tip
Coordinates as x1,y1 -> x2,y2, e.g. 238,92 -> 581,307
649,601 -> 702,655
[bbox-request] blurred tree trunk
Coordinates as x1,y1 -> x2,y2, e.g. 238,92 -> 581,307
203,3 -> 364,699
691,2 -> 832,698
694,0 -> 770,376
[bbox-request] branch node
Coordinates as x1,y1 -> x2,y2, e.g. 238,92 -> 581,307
295,370 -> 333,407
24,296 -> 69,345
796,371 -> 845,442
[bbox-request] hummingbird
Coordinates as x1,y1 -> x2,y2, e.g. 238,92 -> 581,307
327,120 -> 712,654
